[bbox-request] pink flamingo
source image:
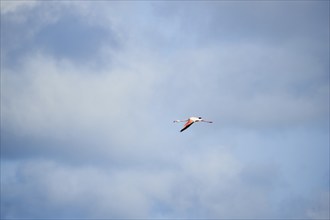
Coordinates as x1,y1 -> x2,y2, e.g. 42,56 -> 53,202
173,116 -> 213,132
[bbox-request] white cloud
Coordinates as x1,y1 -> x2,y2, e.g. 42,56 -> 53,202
0,145 -> 244,218
1,1 -> 38,15
3,144 -> 300,218
2,52 -> 154,137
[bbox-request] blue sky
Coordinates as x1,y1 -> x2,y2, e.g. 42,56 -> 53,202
1,1 -> 329,219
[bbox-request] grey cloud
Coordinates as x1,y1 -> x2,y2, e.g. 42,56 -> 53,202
278,191 -> 330,219
152,1 -> 329,46
1,2 -> 118,69
35,14 -> 116,63
0,147 -> 273,219
5,145 -> 323,219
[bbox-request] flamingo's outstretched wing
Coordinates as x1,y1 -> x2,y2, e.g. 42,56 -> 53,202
202,120 -> 213,123
180,119 -> 194,132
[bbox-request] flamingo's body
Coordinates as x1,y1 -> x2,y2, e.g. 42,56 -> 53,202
173,116 -> 213,132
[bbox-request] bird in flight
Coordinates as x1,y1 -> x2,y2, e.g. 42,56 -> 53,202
173,116 -> 213,132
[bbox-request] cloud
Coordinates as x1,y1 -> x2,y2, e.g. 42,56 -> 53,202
306,191 -> 330,219
1,1 -> 329,219
1,52 -> 160,166
1,1 -> 118,70
0,0 -> 38,15
4,144 -> 326,219
0,146 -> 275,218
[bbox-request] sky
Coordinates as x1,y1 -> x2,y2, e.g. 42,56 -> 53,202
1,1 -> 329,219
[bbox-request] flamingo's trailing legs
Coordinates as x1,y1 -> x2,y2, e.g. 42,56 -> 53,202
173,116 -> 213,132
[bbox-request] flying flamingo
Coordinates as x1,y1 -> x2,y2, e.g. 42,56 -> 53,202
173,116 -> 213,132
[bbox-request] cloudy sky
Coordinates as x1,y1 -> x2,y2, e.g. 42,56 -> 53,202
1,1 -> 329,219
